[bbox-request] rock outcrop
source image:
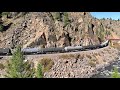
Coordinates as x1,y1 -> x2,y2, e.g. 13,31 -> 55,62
0,12 -> 116,49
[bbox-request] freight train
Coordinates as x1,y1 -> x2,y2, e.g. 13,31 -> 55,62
0,40 -> 109,55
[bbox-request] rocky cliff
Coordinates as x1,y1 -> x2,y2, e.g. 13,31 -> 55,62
0,12 -> 119,49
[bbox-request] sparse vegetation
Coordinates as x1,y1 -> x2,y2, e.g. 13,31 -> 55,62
96,23 -> 107,42
36,63 -> 43,78
59,54 -> 76,59
40,58 -> 54,73
0,24 -> 4,32
111,67 -> 120,78
106,30 -> 111,36
112,28 -> 114,32
63,12 -> 70,27
79,54 -> 84,60
0,63 -> 5,70
86,55 -> 92,59
94,53 -> 98,56
91,59 -> 96,62
55,12 -> 61,21
89,61 -> 96,67
1,12 -> 10,16
111,42 -> 120,50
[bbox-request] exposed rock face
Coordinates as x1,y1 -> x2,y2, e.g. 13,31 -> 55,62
0,12 -> 119,49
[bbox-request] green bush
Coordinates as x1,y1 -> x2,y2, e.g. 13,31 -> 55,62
55,12 -> 61,21
89,61 -> 96,67
0,24 -> 4,32
96,23 -> 106,42
1,12 -> 10,16
40,58 -> 54,73
0,63 -> 5,70
111,67 -> 120,78
5,46 -> 35,78
36,63 -> 43,78
63,12 -> 70,27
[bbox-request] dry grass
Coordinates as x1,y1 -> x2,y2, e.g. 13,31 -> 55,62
93,54 -> 97,59
79,54 -> 84,60
91,59 -> 96,62
88,57 -> 97,67
103,59 -> 106,62
86,54 -> 92,59
94,53 -> 98,56
59,54 -> 76,59
0,63 -> 5,70
112,43 -> 120,50
88,61 -> 96,67
40,58 -> 54,73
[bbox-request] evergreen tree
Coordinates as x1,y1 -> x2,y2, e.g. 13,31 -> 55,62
0,24 -> 4,32
36,63 -> 43,78
63,12 -> 70,27
5,46 -> 35,78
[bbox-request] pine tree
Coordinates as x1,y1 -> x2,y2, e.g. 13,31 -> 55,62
63,12 -> 70,27
0,24 -> 4,32
36,63 -> 43,78
5,46 -> 35,78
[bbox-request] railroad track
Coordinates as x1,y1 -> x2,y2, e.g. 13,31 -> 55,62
0,40 -> 109,56
0,46 -> 109,60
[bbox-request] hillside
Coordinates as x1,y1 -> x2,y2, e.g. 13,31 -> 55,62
0,12 -> 118,49
0,12 -> 120,78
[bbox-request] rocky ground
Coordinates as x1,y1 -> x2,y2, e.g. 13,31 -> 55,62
91,56 -> 120,78
43,46 -> 119,78
0,46 -> 118,78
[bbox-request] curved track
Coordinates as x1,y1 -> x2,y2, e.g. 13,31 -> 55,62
0,40 -> 109,56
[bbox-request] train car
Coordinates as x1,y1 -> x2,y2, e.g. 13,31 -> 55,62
96,44 -> 103,48
41,47 -> 65,53
21,48 -> 41,55
21,40 -> 110,55
64,46 -> 83,52
82,44 -> 101,50
21,47 -> 65,55
90,44 -> 102,49
0,48 -> 12,55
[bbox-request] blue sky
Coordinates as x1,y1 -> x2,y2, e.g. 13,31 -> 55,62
90,12 -> 120,20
